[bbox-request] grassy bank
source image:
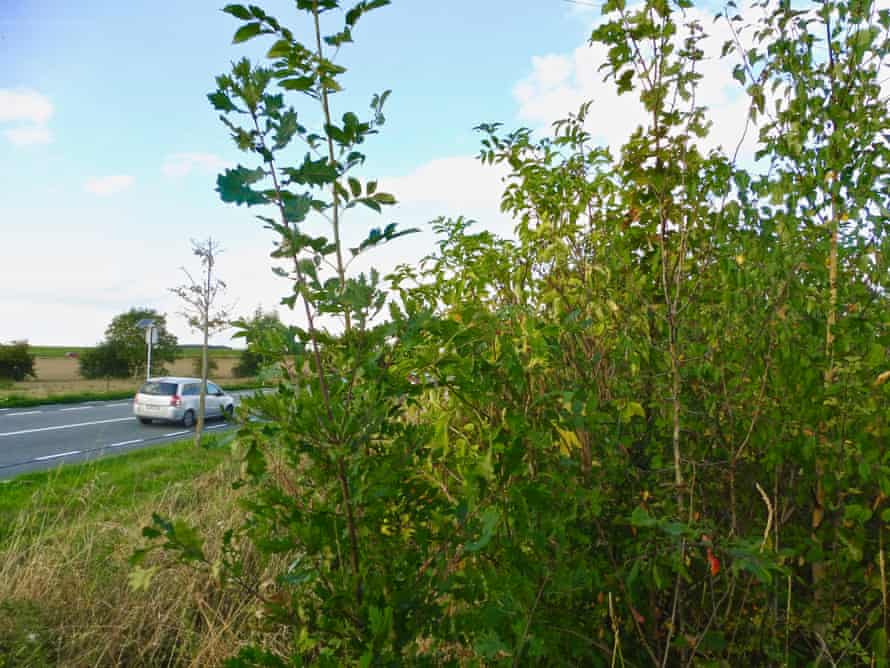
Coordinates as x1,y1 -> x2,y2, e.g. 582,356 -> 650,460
0,381 -> 267,409
0,436 -> 285,666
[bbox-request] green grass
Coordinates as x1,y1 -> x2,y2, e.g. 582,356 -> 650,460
29,345 -> 244,359
27,345 -> 93,358
0,436 -> 231,545
0,432 -> 265,664
0,389 -> 136,408
0,381 -> 267,409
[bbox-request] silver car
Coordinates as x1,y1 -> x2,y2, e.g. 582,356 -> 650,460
133,376 -> 235,427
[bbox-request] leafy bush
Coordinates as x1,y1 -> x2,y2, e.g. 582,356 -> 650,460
138,0 -> 890,665
0,341 -> 36,382
90,308 -> 179,378
231,309 -> 286,378
78,341 -> 131,379
231,349 -> 260,378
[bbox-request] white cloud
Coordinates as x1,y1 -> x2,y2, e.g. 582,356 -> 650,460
4,125 -> 52,146
0,89 -> 52,124
1,155 -> 515,346
0,88 -> 54,147
382,156 -> 510,216
162,152 -> 229,178
514,4 -> 757,158
84,175 -> 134,196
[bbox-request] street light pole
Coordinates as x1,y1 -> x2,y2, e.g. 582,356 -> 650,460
146,328 -> 153,381
136,318 -> 157,382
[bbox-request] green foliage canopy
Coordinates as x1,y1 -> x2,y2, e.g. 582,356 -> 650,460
0,341 -> 36,382
81,308 -> 179,379
137,0 -> 890,665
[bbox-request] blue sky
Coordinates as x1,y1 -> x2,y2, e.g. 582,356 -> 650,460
1,0 -> 753,346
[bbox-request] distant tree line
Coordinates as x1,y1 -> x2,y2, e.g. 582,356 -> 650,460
2,307 -> 279,386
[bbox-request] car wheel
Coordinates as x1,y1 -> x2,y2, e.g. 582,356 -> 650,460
182,410 -> 195,428
224,404 -> 234,419
138,417 -> 152,425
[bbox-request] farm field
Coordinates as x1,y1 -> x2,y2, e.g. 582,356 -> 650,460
29,345 -> 242,359
0,353 -> 244,401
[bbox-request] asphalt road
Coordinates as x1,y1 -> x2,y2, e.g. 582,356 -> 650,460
0,394 -> 251,479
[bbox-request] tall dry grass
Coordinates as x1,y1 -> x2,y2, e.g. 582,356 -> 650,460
0,455 -> 289,666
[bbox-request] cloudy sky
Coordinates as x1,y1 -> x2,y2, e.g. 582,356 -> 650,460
1,0 -> 757,346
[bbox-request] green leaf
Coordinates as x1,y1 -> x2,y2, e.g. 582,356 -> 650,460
232,22 -> 264,44
208,91 -> 238,113
465,507 -> 499,552
266,39 -> 291,59
372,191 -> 396,205
873,629 -> 888,668
280,76 -> 315,92
348,177 -> 362,198
272,109 -> 300,150
631,506 -> 657,528
223,4 -> 252,20
284,156 -> 338,186
245,440 -> 267,478
217,166 -> 267,206
281,193 -> 312,223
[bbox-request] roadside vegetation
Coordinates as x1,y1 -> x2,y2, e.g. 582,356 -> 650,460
0,437 -> 286,666
0,342 -> 36,383
2,0 -> 888,664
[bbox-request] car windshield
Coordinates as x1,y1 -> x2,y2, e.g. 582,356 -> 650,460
138,381 -> 178,396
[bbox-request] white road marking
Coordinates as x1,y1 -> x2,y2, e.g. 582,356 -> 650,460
0,416 -> 132,437
35,450 -> 81,461
164,431 -> 189,437
4,411 -> 42,417
109,439 -> 143,448
110,402 -> 131,407
61,406 -> 92,412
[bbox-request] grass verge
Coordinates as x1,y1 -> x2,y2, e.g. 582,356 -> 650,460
0,435 -> 285,666
0,381 -> 267,409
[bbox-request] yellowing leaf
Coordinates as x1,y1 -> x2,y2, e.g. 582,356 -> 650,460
619,401 -> 646,423
875,370 -> 890,387
128,565 -> 158,592
553,423 -> 581,455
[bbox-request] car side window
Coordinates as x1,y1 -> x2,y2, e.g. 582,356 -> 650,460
207,382 -> 222,396
182,384 -> 199,396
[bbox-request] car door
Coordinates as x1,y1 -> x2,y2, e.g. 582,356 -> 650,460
206,382 -> 224,416
181,383 -> 200,416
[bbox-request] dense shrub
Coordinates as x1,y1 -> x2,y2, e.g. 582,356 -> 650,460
139,0 -> 890,665
0,342 -> 36,382
231,349 -> 261,378
231,309 -> 286,378
78,341 -> 132,379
